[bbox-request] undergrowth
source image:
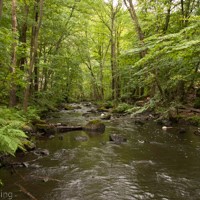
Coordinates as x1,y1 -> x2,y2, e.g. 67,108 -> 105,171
0,106 -> 39,156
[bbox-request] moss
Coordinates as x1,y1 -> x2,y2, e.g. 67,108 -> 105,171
87,119 -> 101,125
35,123 -> 51,129
63,104 -> 74,110
112,103 -> 132,113
84,120 -> 105,132
186,116 -> 200,126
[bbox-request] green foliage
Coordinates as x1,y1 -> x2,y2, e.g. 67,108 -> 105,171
0,126 -> 27,156
113,103 -> 132,113
0,107 -> 38,156
186,116 -> 200,126
194,98 -> 200,109
21,107 -> 40,122
0,0 -> 200,121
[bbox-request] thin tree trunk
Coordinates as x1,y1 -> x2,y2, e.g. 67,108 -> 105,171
23,0 -> 44,112
34,51 -> 39,92
124,0 -> 146,58
99,45 -> 104,100
163,0 -> 172,33
110,0 -> 118,100
18,2 -> 29,71
9,0 -> 17,107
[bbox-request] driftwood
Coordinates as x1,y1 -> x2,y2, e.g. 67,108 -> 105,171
36,123 -> 82,134
178,106 -> 200,113
15,184 -> 38,200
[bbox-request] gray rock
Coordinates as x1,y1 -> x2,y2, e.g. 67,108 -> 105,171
75,136 -> 88,142
109,134 -> 127,144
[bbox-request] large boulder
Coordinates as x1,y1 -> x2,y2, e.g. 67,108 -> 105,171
83,120 -> 105,132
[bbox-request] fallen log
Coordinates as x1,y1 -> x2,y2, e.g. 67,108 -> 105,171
178,106 -> 200,113
35,123 -> 83,134
56,125 -> 82,133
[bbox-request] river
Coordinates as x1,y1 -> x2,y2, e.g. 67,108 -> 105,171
0,103 -> 200,200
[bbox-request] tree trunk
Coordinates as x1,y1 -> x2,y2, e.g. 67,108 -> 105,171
116,27 -> 121,100
34,50 -> 39,92
124,0 -> 146,58
163,0 -> 172,33
110,0 -> 118,100
177,80 -> 185,102
98,45 -> 104,100
23,0 -> 44,112
9,0 -> 17,107
18,2 -> 29,71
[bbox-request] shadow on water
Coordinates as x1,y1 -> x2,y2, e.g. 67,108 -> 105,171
1,104 -> 200,200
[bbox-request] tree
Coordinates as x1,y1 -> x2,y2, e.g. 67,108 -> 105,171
124,0 -> 146,57
9,0 -> 17,107
23,0 -> 44,112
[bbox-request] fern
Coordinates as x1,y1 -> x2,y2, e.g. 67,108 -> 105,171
0,107 -> 31,156
0,126 -> 27,156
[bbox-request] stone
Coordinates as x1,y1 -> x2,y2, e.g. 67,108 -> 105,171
84,120 -> 105,132
100,113 -> 111,120
33,148 -> 50,156
35,123 -> 56,134
109,134 -> 127,144
22,124 -> 35,133
178,128 -> 186,134
75,136 -> 88,142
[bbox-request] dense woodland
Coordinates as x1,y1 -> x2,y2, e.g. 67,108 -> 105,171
0,0 -> 200,155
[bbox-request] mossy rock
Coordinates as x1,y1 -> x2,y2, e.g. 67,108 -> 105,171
186,116 -> 200,126
32,119 -> 46,125
35,123 -> 56,134
22,124 -> 35,133
23,139 -> 36,151
97,106 -> 109,112
84,120 -> 105,132
63,104 -> 74,110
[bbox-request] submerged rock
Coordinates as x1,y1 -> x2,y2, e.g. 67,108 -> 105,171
33,148 -> 50,156
178,128 -> 186,134
84,120 -> 105,132
75,136 -> 88,142
194,128 -> 200,136
109,134 -> 127,144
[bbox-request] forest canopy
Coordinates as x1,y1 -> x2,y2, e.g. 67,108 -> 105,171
0,0 -> 199,109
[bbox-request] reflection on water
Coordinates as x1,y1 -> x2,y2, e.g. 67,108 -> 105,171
1,105 -> 200,200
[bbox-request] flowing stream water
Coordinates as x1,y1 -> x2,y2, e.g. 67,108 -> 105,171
1,103 -> 200,200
